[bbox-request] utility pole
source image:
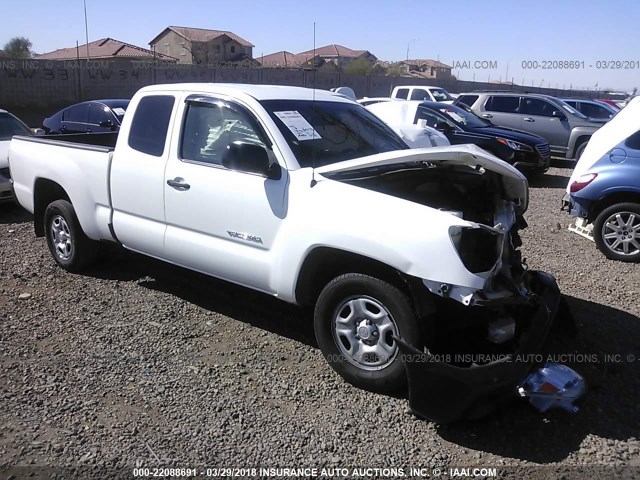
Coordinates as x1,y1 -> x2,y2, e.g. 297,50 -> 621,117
83,0 -> 90,60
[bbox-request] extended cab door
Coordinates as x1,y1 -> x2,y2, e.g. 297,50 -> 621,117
162,95 -> 288,293
110,94 -> 178,257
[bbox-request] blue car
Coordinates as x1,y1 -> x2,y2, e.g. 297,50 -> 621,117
567,129 -> 640,262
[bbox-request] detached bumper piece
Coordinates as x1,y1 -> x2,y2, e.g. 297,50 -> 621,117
396,271 -> 584,424
518,363 -> 585,413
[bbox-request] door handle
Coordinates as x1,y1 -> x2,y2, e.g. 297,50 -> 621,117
167,177 -> 190,191
85,129 -> 92,133
481,113 -> 493,118
523,117 -> 535,122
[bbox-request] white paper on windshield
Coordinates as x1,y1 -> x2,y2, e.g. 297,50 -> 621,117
274,111 -> 320,141
112,107 -> 126,117
442,109 -> 465,124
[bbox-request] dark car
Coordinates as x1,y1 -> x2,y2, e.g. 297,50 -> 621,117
43,99 -> 130,134
415,101 -> 551,173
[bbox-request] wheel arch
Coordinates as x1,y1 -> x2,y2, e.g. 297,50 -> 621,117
588,191 -> 640,222
294,247 -> 435,318
33,178 -> 71,237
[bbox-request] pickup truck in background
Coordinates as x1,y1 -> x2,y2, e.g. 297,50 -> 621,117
9,83 -> 579,422
391,85 -> 456,104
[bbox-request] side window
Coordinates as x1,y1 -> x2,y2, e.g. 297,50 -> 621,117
456,95 -> 479,108
180,102 -> 265,166
415,107 -> 448,128
65,105 -> 89,123
485,96 -> 520,113
88,104 -> 113,125
409,89 -> 430,101
128,95 -> 175,157
580,103 -> 609,119
395,88 -> 409,100
521,98 -> 556,117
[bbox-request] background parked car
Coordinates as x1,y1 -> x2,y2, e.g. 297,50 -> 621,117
454,91 -> 607,159
367,100 -> 551,173
561,98 -> 618,119
391,85 -> 456,104
1,109 -> 33,202
43,99 -> 130,134
595,99 -> 622,111
565,97 -> 640,262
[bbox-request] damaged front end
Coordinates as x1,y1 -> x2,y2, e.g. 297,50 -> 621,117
396,270 -> 583,424
319,146 -> 585,422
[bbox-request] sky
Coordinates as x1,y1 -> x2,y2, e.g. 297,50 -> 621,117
2,0 -> 639,92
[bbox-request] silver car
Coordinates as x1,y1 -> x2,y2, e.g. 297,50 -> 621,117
454,92 -> 607,160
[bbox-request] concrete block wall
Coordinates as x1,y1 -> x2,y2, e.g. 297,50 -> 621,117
0,57 -> 614,126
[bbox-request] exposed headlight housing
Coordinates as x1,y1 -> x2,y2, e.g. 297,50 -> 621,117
497,137 -> 534,152
449,226 -> 502,273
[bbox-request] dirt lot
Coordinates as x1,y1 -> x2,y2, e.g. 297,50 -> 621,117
1,165 -> 639,479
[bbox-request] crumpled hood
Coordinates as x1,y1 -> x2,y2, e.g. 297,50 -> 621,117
316,144 -> 529,212
567,96 -> 640,192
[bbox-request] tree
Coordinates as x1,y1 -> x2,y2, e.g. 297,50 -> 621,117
2,37 -> 33,58
343,57 -> 373,75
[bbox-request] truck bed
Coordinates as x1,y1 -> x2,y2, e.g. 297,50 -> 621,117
20,132 -> 118,150
9,133 -> 117,242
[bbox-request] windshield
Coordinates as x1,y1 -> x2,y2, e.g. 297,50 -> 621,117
430,88 -> 454,102
261,100 -> 408,167
0,112 -> 32,140
436,104 -> 492,128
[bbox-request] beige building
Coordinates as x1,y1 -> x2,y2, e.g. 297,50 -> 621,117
149,26 -> 254,65
36,37 -> 177,62
400,59 -> 453,79
296,44 -> 377,68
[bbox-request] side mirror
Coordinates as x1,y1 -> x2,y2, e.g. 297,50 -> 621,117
552,110 -> 566,120
434,121 -> 453,131
222,141 -> 280,179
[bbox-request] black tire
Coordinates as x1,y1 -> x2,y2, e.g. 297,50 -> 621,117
44,199 -> 98,272
593,202 -> 640,262
574,141 -> 588,160
314,273 -> 421,394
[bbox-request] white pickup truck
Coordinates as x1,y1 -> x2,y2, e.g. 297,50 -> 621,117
391,85 -> 456,104
9,83 -> 577,422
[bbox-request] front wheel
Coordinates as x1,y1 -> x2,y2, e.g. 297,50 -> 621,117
594,203 -> 640,262
575,141 -> 588,160
314,273 -> 421,394
44,200 -> 99,272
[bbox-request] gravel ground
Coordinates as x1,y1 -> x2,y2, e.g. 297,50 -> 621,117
1,164 -> 639,479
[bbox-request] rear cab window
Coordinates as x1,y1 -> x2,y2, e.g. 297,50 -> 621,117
394,88 -> 409,100
128,95 -> 176,157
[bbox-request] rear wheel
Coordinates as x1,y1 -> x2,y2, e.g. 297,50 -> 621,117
314,273 -> 421,393
594,203 -> 640,262
44,200 -> 99,272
